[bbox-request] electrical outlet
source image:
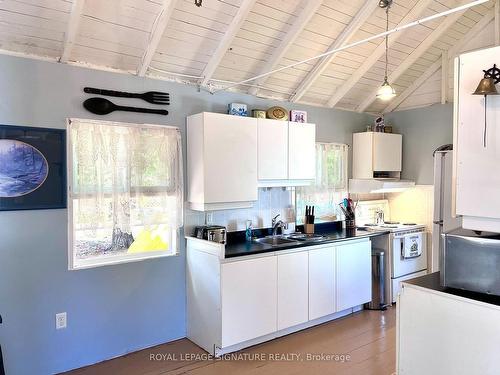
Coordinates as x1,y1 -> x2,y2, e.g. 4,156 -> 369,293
56,312 -> 67,330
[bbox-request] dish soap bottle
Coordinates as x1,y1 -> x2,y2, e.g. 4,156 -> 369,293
245,220 -> 253,242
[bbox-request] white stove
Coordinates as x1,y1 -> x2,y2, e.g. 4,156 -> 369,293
359,222 -> 426,233
355,200 -> 428,304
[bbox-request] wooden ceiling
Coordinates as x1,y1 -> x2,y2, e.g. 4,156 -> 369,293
0,0 -> 497,113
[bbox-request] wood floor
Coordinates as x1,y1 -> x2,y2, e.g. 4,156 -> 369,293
63,307 -> 396,375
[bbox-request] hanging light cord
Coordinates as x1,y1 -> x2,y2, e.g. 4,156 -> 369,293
384,5 -> 390,81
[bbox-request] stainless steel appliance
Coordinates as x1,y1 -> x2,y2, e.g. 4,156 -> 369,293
194,225 -> 227,244
432,149 -> 462,272
442,234 -> 500,296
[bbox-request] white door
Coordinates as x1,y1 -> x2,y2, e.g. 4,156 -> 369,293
277,251 -> 309,330
455,46 -> 500,230
372,133 -> 402,172
336,240 -> 372,311
221,256 -> 277,347
288,122 -> 316,180
309,246 -> 335,320
203,113 -> 258,204
257,118 -> 288,180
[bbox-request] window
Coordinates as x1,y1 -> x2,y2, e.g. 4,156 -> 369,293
67,119 -> 183,270
296,143 -> 348,224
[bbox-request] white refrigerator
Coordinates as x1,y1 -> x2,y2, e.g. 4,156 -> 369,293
432,150 -> 462,272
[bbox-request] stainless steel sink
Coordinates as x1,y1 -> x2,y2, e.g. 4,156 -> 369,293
254,236 -> 299,246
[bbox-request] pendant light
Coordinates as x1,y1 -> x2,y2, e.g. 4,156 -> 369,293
377,0 -> 396,101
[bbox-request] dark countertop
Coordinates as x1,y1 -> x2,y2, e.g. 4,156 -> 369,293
224,227 -> 389,258
404,272 -> 500,306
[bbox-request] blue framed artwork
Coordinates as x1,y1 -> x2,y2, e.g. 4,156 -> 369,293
0,125 -> 66,211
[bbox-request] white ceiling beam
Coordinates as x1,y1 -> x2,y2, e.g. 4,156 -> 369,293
357,1 -> 465,112
137,0 -> 178,77
384,10 -> 494,113
441,51 -> 449,104
384,57 -> 442,112
289,0 -> 377,103
60,0 -> 85,62
326,0 -> 433,108
248,0 -> 323,96
199,0 -> 256,87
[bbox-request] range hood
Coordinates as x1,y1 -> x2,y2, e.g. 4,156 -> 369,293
349,178 -> 415,194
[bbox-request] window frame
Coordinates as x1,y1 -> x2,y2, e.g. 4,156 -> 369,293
67,118 -> 182,270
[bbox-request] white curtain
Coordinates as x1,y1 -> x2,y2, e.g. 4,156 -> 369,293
69,119 -> 183,264
296,143 -> 348,224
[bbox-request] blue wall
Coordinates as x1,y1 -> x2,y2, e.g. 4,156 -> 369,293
0,55 -> 371,374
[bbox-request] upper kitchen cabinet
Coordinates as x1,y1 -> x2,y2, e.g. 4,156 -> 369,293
257,118 -> 288,181
353,132 -> 402,179
256,119 -> 316,186
288,122 -> 316,181
187,113 -> 258,211
454,46 -> 500,232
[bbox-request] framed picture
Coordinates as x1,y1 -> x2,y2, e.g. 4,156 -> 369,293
290,110 -> 308,123
0,125 -> 66,211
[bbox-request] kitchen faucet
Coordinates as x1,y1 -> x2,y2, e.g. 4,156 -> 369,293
272,214 -> 287,236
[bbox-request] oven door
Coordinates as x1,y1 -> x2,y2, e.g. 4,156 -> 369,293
392,232 -> 427,278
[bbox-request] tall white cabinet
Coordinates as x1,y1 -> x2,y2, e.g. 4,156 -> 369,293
454,46 -> 500,232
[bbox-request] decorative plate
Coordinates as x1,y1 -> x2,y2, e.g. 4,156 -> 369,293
266,106 -> 288,121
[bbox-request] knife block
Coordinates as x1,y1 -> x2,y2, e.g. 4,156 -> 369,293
304,224 -> 314,234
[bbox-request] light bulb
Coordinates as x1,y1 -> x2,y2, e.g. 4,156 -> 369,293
376,79 -> 396,101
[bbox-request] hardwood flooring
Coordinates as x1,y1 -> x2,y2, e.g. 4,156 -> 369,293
63,307 -> 396,375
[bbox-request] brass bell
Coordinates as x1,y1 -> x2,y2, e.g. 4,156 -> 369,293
472,77 -> 499,96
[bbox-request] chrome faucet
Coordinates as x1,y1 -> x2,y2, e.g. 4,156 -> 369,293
272,214 -> 287,236
375,209 -> 385,225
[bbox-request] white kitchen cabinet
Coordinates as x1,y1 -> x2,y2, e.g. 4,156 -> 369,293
353,132 -> 402,179
221,256 -> 277,347
454,46 -> 500,232
277,251 -> 309,330
288,121 -> 316,180
257,118 -> 288,180
336,240 -> 372,311
187,112 -> 258,210
308,246 -> 336,320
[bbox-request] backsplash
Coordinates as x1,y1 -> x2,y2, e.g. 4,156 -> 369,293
184,187 -> 295,234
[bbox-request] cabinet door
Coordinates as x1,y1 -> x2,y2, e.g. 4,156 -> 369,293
277,251 -> 308,330
288,122 -> 316,180
372,133 -> 402,172
258,118 -> 288,180
336,240 -> 372,311
309,246 -> 335,320
204,113 -> 258,203
456,47 -> 500,226
221,256 -> 277,347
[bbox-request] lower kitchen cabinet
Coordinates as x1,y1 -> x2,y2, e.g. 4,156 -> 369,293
308,246 -> 336,320
336,240 -> 372,311
186,237 -> 372,356
221,256 -> 277,348
277,251 -> 309,330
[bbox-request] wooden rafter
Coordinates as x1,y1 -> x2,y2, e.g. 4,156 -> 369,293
137,0 -> 178,77
60,0 -> 85,62
289,0 -> 377,103
326,0 -> 433,108
248,0 -> 323,96
384,9 -> 495,113
357,1 -> 464,113
199,0 -> 256,87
